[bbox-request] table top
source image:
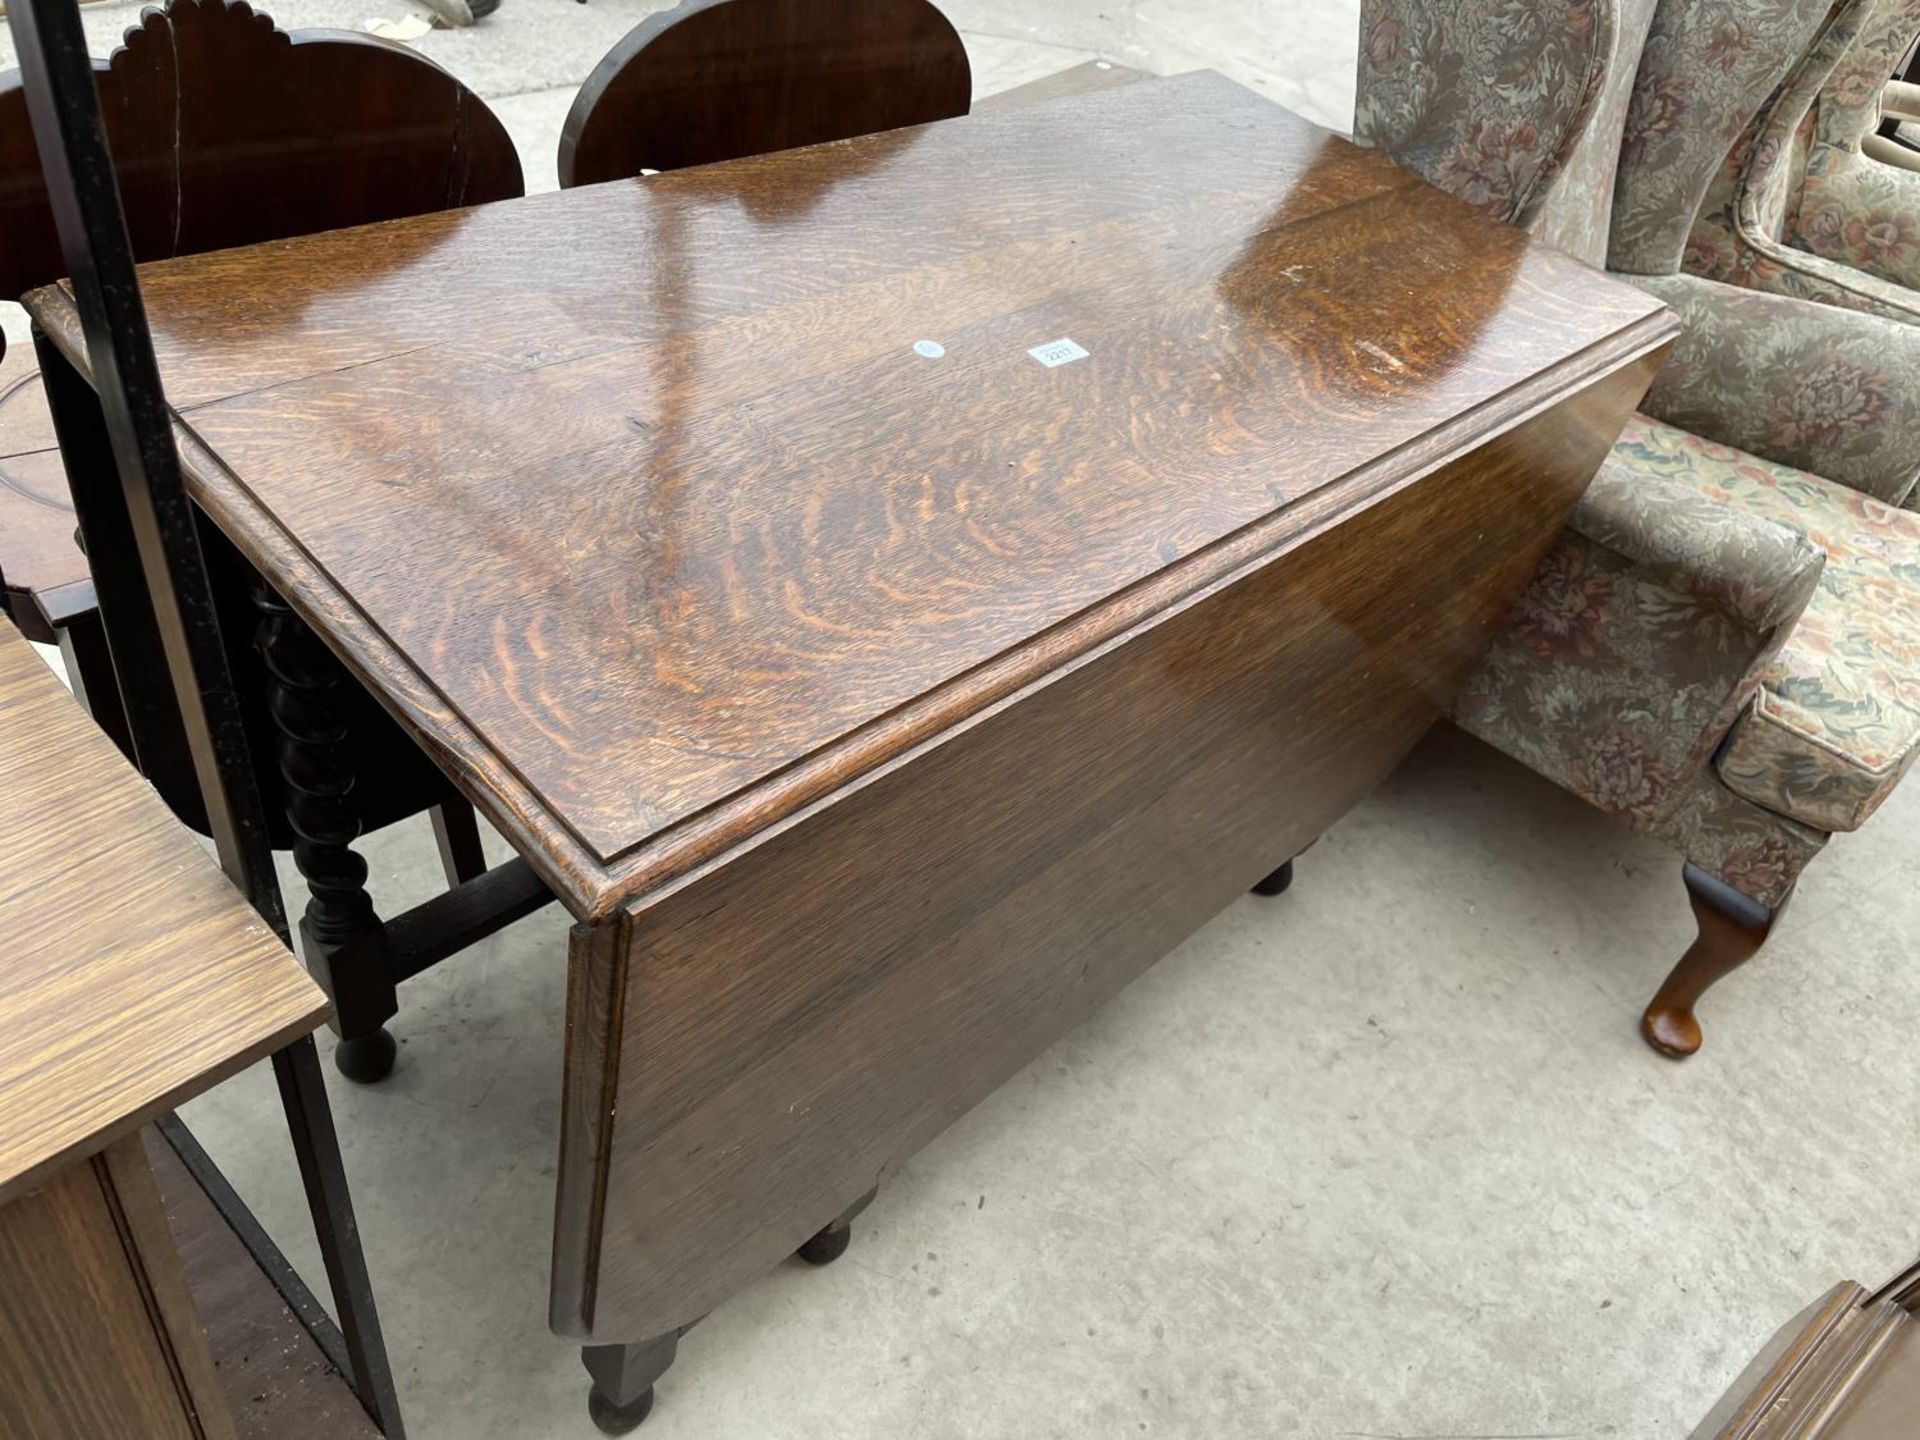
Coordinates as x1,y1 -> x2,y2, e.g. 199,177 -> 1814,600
0,621 -> 325,1204
28,72 -> 1673,920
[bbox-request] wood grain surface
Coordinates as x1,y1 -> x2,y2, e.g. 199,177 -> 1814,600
0,1133 -> 236,1440
551,347 -> 1668,1340
1689,1281 -> 1917,1438
27,72 -> 1676,922
0,621 -> 325,1204
559,0 -> 971,186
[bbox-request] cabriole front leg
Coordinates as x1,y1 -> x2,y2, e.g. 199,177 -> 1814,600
253,580 -> 397,1082
1642,862 -> 1788,1059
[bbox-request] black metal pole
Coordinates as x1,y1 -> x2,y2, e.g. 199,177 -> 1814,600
8,3 -> 406,1433
10,0 -> 285,920
273,1037 -> 409,1433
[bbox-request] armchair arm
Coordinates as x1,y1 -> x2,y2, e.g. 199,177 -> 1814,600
1571,457 -> 1826,635
1625,271 -> 1920,507
1455,441 -> 1824,833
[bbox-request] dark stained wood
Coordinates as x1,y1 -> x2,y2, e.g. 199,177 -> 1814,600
972,59 -> 1147,114
558,0 -> 971,187
0,620 -> 326,1205
28,72 -> 1677,924
144,1131 -> 381,1440
0,1134 -> 236,1440
1644,862 -> 1786,1059
550,347 -> 1669,1340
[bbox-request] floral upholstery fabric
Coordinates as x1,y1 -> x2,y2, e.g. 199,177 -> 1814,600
1609,0 -> 1835,275
1688,0 -> 1920,333
1627,272 -> 1920,506
1685,0 -> 1870,287
1531,0 -> 1659,266
1607,417 -> 1920,833
1456,416 -> 1829,905
1363,0 -> 1920,907
1354,0 -> 1613,230
1789,0 -> 1920,290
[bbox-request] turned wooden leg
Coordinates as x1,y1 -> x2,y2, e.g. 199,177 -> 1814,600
1642,862 -> 1787,1060
583,1330 -> 682,1434
430,797 -> 488,887
254,581 -> 397,1083
1251,859 -> 1293,896
796,1186 -> 877,1266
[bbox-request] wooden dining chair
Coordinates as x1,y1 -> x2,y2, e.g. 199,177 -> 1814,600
558,0 -> 973,187
0,0 -> 527,1081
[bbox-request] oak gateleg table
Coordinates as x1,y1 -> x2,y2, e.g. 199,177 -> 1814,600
25,72 -> 1677,1431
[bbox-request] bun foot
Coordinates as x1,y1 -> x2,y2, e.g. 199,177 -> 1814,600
333,1028 -> 397,1083
796,1220 -> 853,1266
589,1384 -> 654,1434
1251,859 -> 1293,897
796,1186 -> 877,1265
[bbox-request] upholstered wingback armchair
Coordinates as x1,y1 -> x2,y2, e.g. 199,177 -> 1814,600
1686,0 -> 1920,325
1359,0 -> 1920,1057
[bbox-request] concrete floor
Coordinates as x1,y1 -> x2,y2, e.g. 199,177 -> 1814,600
9,1 -> 1920,1436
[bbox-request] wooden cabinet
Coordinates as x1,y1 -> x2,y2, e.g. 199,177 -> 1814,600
0,1137 -> 234,1440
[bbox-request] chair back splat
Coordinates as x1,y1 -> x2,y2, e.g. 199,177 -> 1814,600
560,0 -> 972,186
0,0 -> 524,302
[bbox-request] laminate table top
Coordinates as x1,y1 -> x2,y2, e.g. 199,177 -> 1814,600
26,71 -> 1675,920
0,620 -> 326,1205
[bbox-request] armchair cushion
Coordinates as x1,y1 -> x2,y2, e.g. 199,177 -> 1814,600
1608,414 -> 1920,832
1682,442 -> 1920,832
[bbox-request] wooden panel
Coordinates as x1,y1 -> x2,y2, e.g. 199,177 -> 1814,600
553,349 -> 1667,1340
0,623 -> 326,1204
27,73 -> 1674,920
145,1132 -> 382,1440
1825,1315 -> 1920,1437
559,0 -> 972,186
0,1134 -> 236,1440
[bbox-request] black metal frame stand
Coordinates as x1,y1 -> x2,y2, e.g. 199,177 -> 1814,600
8,0 -> 405,1432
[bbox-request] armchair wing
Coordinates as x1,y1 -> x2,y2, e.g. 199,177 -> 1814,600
1627,272 -> 1920,507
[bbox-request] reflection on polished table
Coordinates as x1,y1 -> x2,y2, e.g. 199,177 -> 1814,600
26,71 -> 1677,1426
